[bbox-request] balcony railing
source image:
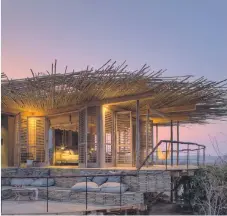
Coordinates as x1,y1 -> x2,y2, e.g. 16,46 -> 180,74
138,140 -> 206,171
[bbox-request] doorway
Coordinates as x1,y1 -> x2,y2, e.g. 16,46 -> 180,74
54,129 -> 79,165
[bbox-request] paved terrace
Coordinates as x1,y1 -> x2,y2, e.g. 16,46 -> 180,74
2,200 -> 116,215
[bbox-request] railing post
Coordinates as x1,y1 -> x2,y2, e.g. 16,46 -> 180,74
170,120 -> 173,166
1,178 -> 2,214
46,177 -> 49,212
165,142 -> 168,170
197,147 -> 200,166
203,148 -> 205,166
86,177 -> 88,212
187,144 -> 189,170
120,175 -> 122,208
170,176 -> 173,203
151,120 -> 154,164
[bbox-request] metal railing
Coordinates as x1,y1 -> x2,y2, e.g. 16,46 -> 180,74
1,172 -> 140,215
138,140 -> 206,171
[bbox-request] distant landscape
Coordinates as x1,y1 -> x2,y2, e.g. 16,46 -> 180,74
155,155 -> 226,165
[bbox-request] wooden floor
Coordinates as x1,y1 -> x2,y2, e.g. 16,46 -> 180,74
47,165 -> 198,170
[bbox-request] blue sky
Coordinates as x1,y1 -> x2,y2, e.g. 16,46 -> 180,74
2,0 -> 227,154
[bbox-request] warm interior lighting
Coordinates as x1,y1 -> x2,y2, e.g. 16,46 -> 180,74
28,117 -> 37,160
28,118 -> 36,145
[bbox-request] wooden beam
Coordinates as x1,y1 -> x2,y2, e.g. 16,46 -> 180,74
45,90 -> 156,116
139,116 -> 189,123
1,107 -> 21,115
158,104 -> 196,113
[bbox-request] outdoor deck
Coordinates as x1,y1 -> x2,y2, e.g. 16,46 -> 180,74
47,165 -> 199,171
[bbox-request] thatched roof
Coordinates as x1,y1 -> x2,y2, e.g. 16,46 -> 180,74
1,60 -> 227,124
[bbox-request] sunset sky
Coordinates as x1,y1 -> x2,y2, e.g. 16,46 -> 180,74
2,0 -> 227,155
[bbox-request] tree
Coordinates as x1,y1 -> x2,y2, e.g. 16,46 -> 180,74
189,165 -> 227,215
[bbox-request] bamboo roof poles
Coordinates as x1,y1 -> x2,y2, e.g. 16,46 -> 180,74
1,60 -> 227,124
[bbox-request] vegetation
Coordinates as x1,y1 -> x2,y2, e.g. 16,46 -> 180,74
178,162 -> 227,215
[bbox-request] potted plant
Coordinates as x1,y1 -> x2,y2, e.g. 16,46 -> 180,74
26,152 -> 34,167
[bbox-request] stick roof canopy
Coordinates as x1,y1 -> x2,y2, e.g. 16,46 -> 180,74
1,60 -> 227,124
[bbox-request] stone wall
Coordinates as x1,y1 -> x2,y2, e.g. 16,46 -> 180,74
1,168 -> 171,193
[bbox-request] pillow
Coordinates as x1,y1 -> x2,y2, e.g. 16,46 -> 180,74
77,171 -> 93,182
92,176 -> 108,186
11,178 -> 34,186
31,178 -> 55,187
1,178 -> 11,186
107,171 -> 122,183
71,182 -> 100,192
100,182 -> 128,193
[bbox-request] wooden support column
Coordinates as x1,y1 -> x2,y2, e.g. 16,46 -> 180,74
170,121 -> 174,203
52,129 -> 56,165
177,121 -> 180,166
156,124 -> 159,162
136,100 -> 140,168
8,116 -> 15,167
171,120 -> 173,166
151,120 -> 154,163
99,105 -> 105,168
96,106 -> 101,168
45,118 -> 50,166
85,107 -> 88,168
146,109 -> 149,167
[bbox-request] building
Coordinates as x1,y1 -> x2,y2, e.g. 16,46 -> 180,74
1,60 -> 227,169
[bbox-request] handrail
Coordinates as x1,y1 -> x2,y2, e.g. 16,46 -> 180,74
1,173 -> 137,179
137,140 -> 206,171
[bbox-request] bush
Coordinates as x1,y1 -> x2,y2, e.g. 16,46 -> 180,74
179,164 -> 227,215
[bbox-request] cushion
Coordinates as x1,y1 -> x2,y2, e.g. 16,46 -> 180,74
11,178 -> 34,186
100,182 -> 128,193
77,171 -> 93,182
107,171 -> 122,183
1,178 -> 11,186
92,176 -> 108,186
31,178 -> 55,187
71,182 -> 100,192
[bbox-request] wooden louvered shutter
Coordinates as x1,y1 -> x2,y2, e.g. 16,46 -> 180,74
116,112 -> 132,166
140,120 -> 153,163
27,117 -> 45,163
14,114 -> 20,166
87,106 -> 97,167
20,115 -> 28,163
78,108 -> 87,167
104,108 -> 114,166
